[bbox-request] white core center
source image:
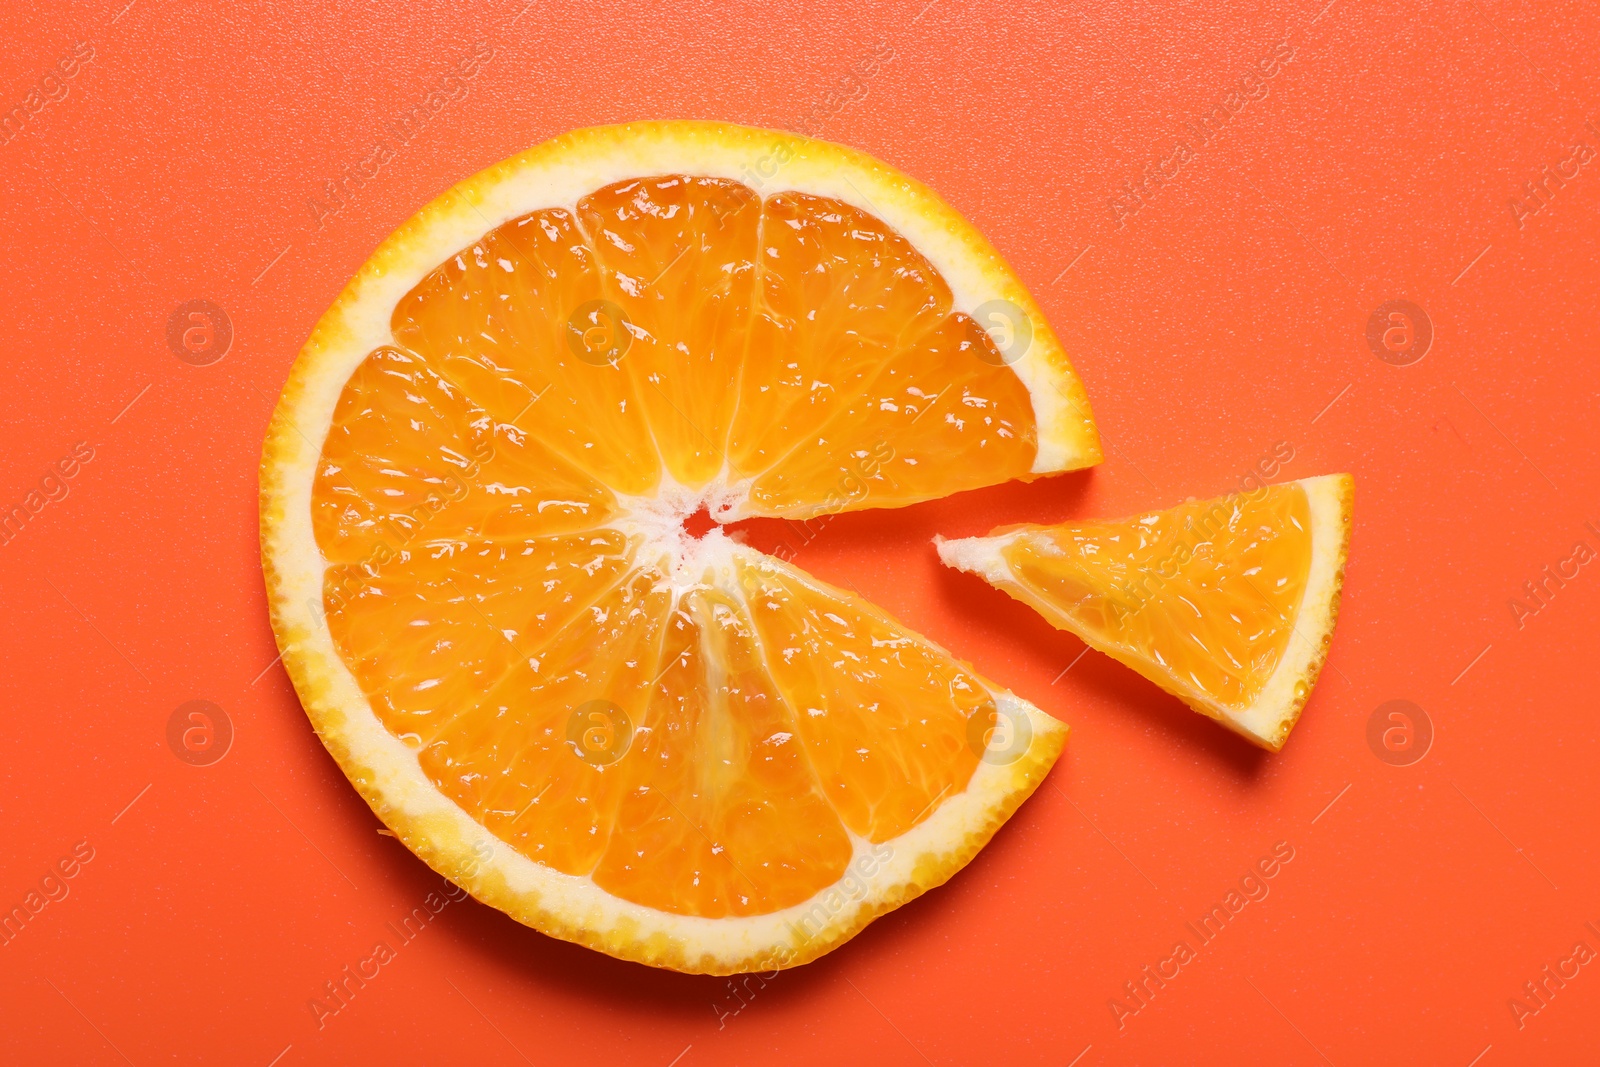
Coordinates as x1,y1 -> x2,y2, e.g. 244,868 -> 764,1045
614,479 -> 750,596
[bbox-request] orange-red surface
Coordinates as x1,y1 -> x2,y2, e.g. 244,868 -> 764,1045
2,1 -> 1598,1063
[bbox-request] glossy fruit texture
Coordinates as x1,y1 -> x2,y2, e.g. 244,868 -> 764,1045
311,175 -> 1045,918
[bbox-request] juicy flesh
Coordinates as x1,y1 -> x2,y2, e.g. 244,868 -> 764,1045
312,176 -> 1036,918
1000,485 -> 1314,711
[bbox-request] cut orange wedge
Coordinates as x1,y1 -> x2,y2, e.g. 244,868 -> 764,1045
260,121 -> 1100,974
938,475 -> 1352,750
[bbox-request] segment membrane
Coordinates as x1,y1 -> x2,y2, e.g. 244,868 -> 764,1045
746,312 -> 1040,516
592,589 -> 854,916
577,177 -> 762,489
420,568 -> 674,876
312,346 -> 618,565
737,556 -> 986,843
324,531 -> 636,740
392,208 -> 663,497
726,192 -> 958,484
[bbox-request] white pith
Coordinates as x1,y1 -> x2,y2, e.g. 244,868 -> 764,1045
609,476 -> 747,594
936,474 -> 1351,750
261,122 -> 1081,974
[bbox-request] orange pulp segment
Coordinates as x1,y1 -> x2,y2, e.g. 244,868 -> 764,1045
310,174 -> 1063,920
938,475 -> 1352,749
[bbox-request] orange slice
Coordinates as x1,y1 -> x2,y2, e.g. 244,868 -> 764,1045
938,475 -> 1352,750
260,121 -> 1100,974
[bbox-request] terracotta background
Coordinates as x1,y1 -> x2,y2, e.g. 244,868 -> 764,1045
2,0 -> 1598,1063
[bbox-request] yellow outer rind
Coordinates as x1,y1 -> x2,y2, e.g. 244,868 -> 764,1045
260,120 -> 1081,974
